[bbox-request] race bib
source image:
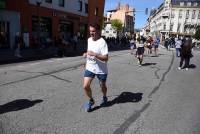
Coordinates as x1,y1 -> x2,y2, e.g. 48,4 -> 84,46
87,56 -> 96,64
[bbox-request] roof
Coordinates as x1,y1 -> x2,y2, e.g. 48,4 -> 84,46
171,0 -> 200,5
107,9 -> 117,12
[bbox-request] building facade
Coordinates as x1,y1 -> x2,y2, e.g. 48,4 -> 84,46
0,0 -> 105,49
144,0 -> 200,40
102,3 -> 135,38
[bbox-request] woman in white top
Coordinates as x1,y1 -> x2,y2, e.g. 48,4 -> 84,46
129,37 -> 136,55
175,37 -> 182,57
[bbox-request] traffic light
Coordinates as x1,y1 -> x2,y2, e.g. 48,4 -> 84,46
145,8 -> 148,15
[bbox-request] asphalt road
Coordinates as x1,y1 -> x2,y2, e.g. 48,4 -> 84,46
0,47 -> 199,134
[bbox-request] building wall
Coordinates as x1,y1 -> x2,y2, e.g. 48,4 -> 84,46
107,4 -> 134,33
148,0 -> 200,38
28,0 -> 88,17
111,10 -> 126,25
88,0 -> 105,28
5,0 -> 105,48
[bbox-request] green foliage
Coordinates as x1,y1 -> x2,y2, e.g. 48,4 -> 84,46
111,19 -> 123,31
194,27 -> 200,40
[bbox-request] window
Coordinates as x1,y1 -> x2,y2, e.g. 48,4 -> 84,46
171,10 -> 175,18
95,7 -> 99,16
59,0 -> 64,7
193,2 -> 198,6
186,10 -> 190,19
85,3 -> 88,13
78,0 -> 82,11
192,10 -> 196,19
180,2 -> 184,6
184,26 -> 187,33
170,23 -> 173,31
187,2 -> 191,6
45,0 -> 52,3
179,10 -> 182,18
163,24 -> 166,30
198,10 -> 200,19
177,23 -> 181,32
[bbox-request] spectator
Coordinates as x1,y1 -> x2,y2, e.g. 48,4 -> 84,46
14,32 -> 23,58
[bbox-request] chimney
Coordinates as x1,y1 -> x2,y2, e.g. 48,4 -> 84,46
117,2 -> 121,9
125,4 -> 129,11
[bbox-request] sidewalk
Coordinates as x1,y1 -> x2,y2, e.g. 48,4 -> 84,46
0,40 -> 88,65
0,41 -> 130,65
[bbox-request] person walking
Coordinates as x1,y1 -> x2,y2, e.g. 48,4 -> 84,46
56,34 -> 66,57
146,36 -> 153,55
175,37 -> 182,57
136,37 -> 145,66
14,32 -> 23,58
83,23 -> 109,112
178,37 -> 193,70
129,36 -> 136,55
72,34 -> 78,51
153,36 -> 160,56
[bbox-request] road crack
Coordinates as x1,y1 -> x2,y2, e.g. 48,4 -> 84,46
113,51 -> 175,134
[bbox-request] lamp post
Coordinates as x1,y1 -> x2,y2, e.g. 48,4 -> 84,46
36,0 -> 43,47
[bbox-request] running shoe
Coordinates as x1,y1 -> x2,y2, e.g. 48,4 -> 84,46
84,99 -> 94,112
178,67 -> 181,70
100,96 -> 108,106
185,68 -> 188,71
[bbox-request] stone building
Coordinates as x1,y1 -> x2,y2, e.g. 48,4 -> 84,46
102,3 -> 135,38
144,0 -> 200,40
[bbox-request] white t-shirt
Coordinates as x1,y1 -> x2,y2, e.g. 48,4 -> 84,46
175,40 -> 182,48
85,37 -> 108,74
137,43 -> 145,48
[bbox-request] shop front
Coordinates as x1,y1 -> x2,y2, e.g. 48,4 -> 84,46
0,10 -> 20,49
59,19 -> 73,40
0,21 -> 9,48
32,16 -> 52,48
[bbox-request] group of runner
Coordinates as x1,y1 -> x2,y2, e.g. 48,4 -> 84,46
129,35 -> 160,66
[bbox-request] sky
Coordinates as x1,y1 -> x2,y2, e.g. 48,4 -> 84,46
104,0 -> 164,29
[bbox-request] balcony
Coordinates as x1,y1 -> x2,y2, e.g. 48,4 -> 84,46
162,13 -> 169,19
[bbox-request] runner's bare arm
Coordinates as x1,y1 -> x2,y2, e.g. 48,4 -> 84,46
87,51 -> 108,62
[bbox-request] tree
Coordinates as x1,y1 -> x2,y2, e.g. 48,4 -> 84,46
111,19 -> 123,31
102,20 -> 106,29
194,27 -> 200,40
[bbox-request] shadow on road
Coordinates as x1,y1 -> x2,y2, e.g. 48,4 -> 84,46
142,63 -> 157,66
189,64 -> 196,69
0,99 -> 43,114
90,92 -> 143,112
151,55 -> 159,57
